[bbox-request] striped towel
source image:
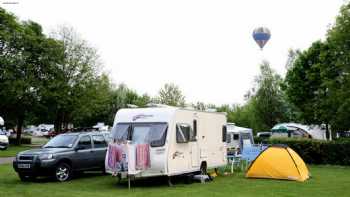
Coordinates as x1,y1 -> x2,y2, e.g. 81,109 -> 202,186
136,144 -> 151,170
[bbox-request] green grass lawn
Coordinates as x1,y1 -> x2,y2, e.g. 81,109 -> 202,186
0,165 -> 349,197
0,136 -> 48,158
0,145 -> 32,158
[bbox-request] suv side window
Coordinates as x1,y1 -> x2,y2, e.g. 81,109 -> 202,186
104,133 -> 112,143
78,135 -> 92,149
92,135 -> 107,148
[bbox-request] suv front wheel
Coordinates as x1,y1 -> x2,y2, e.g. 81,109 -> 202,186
55,162 -> 72,182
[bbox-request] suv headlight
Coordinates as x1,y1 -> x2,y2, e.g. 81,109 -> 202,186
39,154 -> 53,160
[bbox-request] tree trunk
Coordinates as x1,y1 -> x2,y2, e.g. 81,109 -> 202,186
54,112 -> 62,133
16,114 -> 24,145
325,123 -> 330,141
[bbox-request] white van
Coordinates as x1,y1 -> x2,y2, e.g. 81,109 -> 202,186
0,116 -> 9,150
109,106 -> 227,179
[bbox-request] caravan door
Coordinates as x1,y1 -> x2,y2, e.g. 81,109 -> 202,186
191,143 -> 199,167
190,120 -> 199,168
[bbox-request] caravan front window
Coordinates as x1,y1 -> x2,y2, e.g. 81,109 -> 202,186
132,126 -> 151,144
132,123 -> 168,147
112,123 -> 168,147
111,124 -> 129,140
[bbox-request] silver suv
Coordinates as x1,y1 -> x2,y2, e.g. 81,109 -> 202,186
13,131 -> 111,182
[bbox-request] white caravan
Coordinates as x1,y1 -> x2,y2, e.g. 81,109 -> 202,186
226,123 -> 254,151
110,106 -> 227,178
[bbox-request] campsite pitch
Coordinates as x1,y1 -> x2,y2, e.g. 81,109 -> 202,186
0,165 -> 349,197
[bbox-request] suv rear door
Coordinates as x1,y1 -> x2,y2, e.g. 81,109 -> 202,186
92,135 -> 108,168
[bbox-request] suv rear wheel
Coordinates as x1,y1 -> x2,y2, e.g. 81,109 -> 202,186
55,162 -> 72,182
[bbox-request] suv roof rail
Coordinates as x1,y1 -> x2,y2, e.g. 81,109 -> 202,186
71,127 -> 99,132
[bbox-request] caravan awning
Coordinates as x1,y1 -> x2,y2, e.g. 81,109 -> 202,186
271,125 -> 288,132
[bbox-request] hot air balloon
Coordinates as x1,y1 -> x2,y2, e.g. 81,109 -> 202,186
252,27 -> 271,50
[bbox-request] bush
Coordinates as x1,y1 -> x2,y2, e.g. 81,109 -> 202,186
257,137 -> 350,165
9,136 -> 32,145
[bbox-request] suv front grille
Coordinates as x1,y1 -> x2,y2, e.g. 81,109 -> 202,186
19,155 -> 34,161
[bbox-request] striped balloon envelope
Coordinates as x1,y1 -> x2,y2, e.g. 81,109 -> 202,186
252,27 -> 271,50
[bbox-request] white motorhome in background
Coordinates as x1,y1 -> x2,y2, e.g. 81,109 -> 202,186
226,123 -> 254,153
0,116 -> 4,126
0,116 -> 9,150
271,123 -> 327,140
109,106 -> 227,179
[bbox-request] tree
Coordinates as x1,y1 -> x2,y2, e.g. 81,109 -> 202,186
215,62 -> 289,133
158,83 -> 185,107
253,61 -> 290,130
48,25 -> 101,132
325,3 -> 350,132
0,8 -> 64,143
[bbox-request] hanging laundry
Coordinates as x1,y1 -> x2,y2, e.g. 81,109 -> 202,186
136,144 -> 151,170
105,143 -> 125,173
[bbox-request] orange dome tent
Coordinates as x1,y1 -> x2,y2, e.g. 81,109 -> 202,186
246,145 -> 310,182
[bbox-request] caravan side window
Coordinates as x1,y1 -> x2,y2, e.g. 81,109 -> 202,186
176,123 -> 191,143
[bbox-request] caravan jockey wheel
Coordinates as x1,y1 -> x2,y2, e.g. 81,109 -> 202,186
200,162 -> 207,175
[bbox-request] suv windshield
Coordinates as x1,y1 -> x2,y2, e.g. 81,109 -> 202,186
43,135 -> 78,148
111,123 -> 168,147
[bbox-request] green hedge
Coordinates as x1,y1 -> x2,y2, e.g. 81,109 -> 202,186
254,137 -> 350,165
8,136 -> 32,145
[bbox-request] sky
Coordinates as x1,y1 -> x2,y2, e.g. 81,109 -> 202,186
1,0 -> 345,105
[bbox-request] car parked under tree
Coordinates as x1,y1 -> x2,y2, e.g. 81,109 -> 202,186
13,131 -> 111,182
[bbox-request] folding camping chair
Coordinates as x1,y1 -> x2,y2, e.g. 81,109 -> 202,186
227,150 -> 242,173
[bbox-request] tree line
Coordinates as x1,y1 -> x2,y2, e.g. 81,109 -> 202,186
0,7 -> 190,144
2,2 -> 350,143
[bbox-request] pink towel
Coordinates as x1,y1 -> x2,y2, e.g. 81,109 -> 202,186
107,144 -> 123,171
136,144 -> 150,170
